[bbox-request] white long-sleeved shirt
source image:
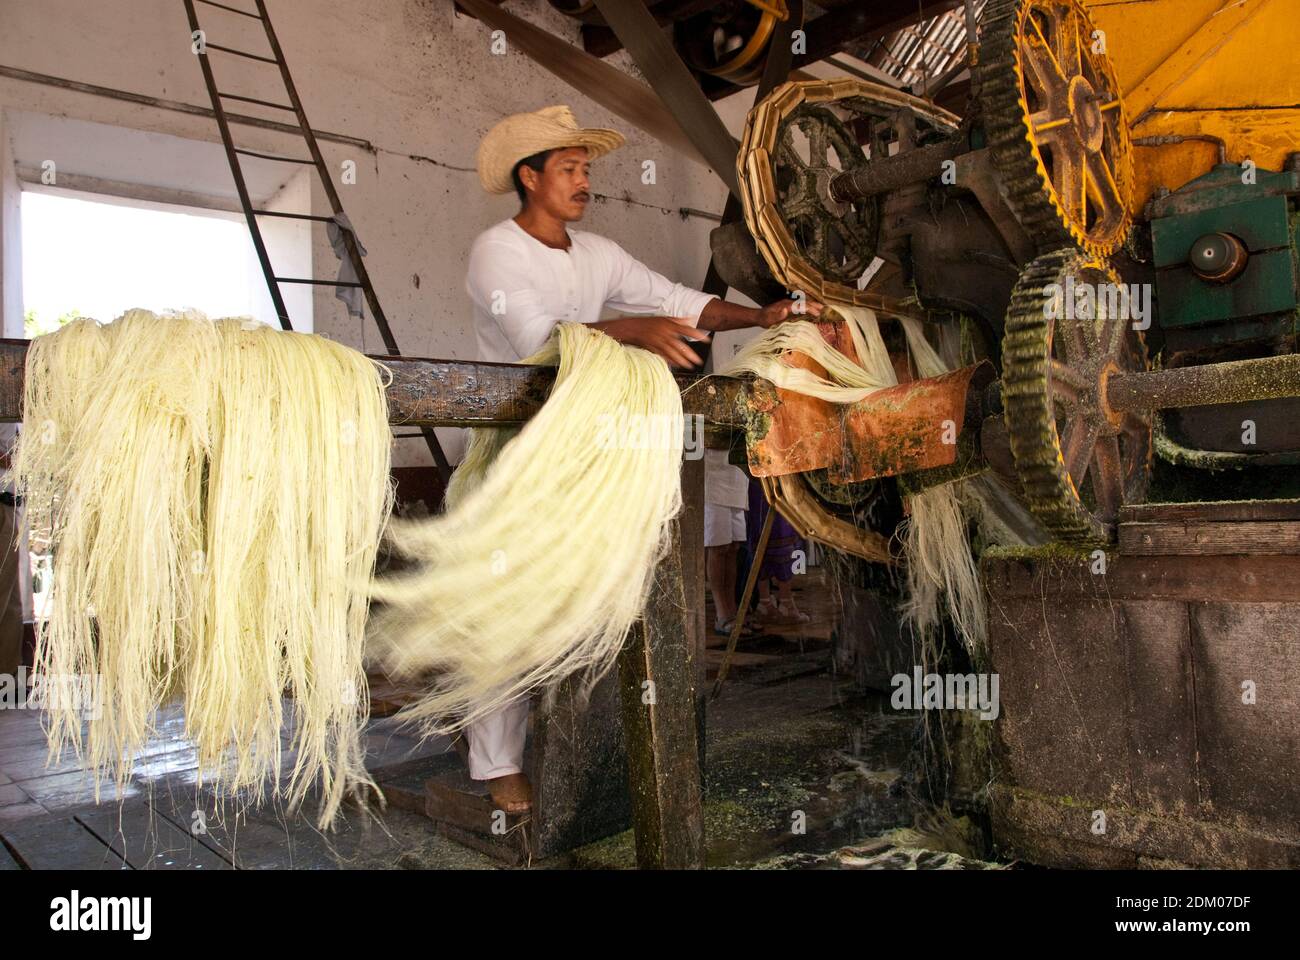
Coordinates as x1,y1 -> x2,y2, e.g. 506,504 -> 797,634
465,217 -> 716,363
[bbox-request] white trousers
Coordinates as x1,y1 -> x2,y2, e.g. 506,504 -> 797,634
465,697 -> 530,780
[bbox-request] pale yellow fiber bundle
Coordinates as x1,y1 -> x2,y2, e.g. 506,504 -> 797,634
368,322 -> 683,735
894,315 -> 987,653
720,306 -> 986,652
10,310 -> 393,827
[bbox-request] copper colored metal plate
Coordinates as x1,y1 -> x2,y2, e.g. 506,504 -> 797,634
745,323 -> 979,483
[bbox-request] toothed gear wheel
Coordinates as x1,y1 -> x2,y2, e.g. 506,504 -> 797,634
1001,248 -> 1152,543
979,0 -> 1134,258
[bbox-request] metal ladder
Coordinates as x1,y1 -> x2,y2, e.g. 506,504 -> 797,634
181,0 -> 451,483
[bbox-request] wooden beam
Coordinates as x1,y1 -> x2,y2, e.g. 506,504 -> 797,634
792,0 -> 962,72
581,0 -> 718,59
617,455 -> 705,869
591,0 -> 741,200
0,338 -> 749,427
1125,0 -> 1269,124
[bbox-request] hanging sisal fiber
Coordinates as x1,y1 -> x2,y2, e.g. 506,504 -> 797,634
367,321 -> 684,737
9,310 -> 393,827
719,306 -> 986,653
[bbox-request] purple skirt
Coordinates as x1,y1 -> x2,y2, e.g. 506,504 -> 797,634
747,477 -> 802,583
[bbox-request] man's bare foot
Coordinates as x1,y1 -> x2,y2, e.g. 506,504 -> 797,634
487,772 -> 533,815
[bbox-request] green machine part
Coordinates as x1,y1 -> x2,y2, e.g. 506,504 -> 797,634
1149,163 -> 1300,348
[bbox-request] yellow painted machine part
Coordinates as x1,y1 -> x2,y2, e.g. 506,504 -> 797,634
1084,0 -> 1300,211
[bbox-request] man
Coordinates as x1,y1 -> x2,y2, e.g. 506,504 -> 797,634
463,104 -> 820,815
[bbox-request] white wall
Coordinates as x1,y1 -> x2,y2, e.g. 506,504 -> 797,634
0,0 -> 774,463
255,167 -> 313,329
0,108 -> 22,338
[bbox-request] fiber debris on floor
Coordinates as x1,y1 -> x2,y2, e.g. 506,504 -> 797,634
0,569 -> 996,870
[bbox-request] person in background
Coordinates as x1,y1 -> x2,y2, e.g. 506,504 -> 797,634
747,476 -> 811,625
0,426 -> 25,677
704,448 -> 753,636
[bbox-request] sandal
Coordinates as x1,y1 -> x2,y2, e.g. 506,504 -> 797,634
775,599 -> 811,624
715,616 -> 758,637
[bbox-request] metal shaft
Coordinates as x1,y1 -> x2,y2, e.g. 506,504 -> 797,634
829,137 -> 963,202
1107,353 -> 1300,414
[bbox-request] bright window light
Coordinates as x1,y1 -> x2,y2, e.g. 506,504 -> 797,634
21,190 -> 271,336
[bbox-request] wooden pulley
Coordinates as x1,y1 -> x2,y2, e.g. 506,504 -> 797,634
546,0 -> 603,25
738,78 -> 960,308
673,0 -> 789,87
760,474 -> 895,565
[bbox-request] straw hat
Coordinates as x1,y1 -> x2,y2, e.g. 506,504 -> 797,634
476,105 -> 626,195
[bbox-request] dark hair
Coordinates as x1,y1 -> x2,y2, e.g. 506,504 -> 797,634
511,149 -> 554,204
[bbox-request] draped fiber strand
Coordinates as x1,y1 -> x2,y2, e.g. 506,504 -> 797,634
719,306 -> 986,652
367,322 -> 683,736
9,311 -> 393,827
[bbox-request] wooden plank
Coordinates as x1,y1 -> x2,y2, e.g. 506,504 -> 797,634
1119,603 -> 1201,814
983,553 -> 1300,603
991,785 -> 1300,870
0,815 -> 128,870
1120,498 -> 1300,524
147,789 -> 342,870
702,650 -> 778,667
0,841 -> 19,870
17,770 -> 141,810
1189,603 -> 1300,838
1121,519 -> 1300,556
0,338 -> 749,428
1124,0 -> 1270,122
75,801 -> 231,870
529,671 -> 631,859
423,770 -> 531,866
617,459 -> 705,869
985,594 -> 1138,806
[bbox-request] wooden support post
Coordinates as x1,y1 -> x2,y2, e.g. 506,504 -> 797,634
617,455 -> 705,869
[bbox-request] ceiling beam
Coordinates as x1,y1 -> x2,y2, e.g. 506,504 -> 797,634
581,0 -> 717,59
792,0 -> 963,70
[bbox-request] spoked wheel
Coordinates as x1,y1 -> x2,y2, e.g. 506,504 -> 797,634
979,0 -> 1134,257
1001,248 -> 1152,542
774,105 -> 879,285
739,78 -> 960,305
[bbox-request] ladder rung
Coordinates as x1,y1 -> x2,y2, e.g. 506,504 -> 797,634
218,91 -> 296,112
205,43 -> 278,64
275,277 -> 364,287
253,210 -> 334,222
234,148 -> 314,164
196,0 -> 263,19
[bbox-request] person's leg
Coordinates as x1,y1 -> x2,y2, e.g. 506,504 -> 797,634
465,697 -> 532,813
705,503 -> 738,626
722,541 -> 739,617
756,576 -> 777,620
707,544 -> 738,624
774,572 -> 810,623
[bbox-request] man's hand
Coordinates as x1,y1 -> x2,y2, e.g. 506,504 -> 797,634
757,296 -> 824,328
592,316 -> 711,369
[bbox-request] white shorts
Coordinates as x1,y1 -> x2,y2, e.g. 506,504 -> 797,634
704,503 -> 746,548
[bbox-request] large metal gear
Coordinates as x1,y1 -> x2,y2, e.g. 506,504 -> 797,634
1001,248 -> 1152,542
739,78 -> 960,305
979,0 -> 1134,258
